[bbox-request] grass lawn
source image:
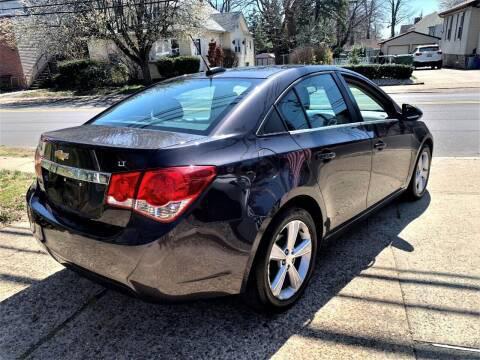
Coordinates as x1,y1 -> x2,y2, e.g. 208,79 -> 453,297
0,170 -> 35,225
3,84 -> 145,99
0,146 -> 36,158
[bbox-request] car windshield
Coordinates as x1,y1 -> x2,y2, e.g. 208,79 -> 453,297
91,77 -> 261,135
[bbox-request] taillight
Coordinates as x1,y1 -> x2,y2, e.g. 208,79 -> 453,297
35,140 -> 46,178
106,172 -> 142,208
106,166 -> 216,222
437,50 -> 442,54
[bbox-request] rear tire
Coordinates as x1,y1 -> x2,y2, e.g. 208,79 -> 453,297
244,208 -> 318,313
407,146 -> 431,200
437,61 -> 443,69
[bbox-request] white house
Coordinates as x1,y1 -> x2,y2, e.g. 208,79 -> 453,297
378,31 -> 441,55
439,0 -> 480,69
89,10 -> 255,78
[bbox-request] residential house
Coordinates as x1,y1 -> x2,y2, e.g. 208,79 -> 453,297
89,10 -> 255,79
439,0 -> 480,69
412,12 -> 444,38
378,31 -> 441,55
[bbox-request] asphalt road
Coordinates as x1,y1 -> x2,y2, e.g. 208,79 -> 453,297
0,88 -> 479,156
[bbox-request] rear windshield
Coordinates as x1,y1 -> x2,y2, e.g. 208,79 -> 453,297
91,78 -> 261,135
418,46 -> 439,52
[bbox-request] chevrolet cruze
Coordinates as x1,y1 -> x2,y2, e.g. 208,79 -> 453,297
27,66 -> 433,311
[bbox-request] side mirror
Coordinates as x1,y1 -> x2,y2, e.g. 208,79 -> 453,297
402,104 -> 423,121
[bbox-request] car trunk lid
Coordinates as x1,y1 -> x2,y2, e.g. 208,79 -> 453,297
37,125 -> 205,221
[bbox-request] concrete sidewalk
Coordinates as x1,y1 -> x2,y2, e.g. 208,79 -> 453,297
0,158 -> 479,359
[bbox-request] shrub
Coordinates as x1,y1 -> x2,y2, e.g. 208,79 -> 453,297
109,63 -> 129,85
174,56 -> 200,75
156,57 -> 175,78
54,59 -> 128,90
290,45 -> 333,65
313,45 -> 333,65
342,64 -> 413,80
223,48 -> 238,68
207,41 -> 224,67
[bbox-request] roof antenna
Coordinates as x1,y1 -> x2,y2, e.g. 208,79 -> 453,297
189,34 -> 226,76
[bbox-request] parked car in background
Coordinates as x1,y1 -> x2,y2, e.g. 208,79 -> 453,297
27,66 -> 433,312
412,45 -> 443,69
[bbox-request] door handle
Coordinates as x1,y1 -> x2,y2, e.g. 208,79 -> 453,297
316,151 -> 336,161
374,141 -> 387,151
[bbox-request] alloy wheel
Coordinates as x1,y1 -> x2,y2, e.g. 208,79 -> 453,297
415,150 -> 430,195
267,220 -> 312,300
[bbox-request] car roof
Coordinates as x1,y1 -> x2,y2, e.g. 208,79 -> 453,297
190,65 -> 341,79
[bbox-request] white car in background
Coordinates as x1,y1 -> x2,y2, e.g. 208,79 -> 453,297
412,45 -> 443,69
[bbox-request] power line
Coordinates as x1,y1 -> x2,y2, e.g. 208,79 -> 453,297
0,0 -> 173,17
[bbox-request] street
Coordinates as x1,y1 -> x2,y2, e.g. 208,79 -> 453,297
1,89 -> 479,157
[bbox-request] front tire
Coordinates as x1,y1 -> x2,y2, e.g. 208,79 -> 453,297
407,146 -> 431,200
244,208 -> 318,312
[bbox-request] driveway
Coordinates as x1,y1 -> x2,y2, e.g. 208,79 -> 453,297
1,158 -> 479,359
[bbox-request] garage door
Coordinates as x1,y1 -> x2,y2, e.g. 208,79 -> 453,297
387,45 -> 410,55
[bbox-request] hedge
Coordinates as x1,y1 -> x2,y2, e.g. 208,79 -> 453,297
156,57 -> 176,78
343,64 -> 413,80
54,59 -> 128,90
156,56 -> 200,78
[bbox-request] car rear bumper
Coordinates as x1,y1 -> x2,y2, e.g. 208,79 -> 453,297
414,60 -> 442,66
27,186 -> 251,301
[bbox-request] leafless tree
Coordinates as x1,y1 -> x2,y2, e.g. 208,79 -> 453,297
383,0 -> 414,37
438,0 -> 464,11
208,0 -> 254,12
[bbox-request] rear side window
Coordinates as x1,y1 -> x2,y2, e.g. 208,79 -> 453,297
294,74 -> 351,128
277,90 -> 309,131
91,78 -> 260,135
259,108 -> 287,135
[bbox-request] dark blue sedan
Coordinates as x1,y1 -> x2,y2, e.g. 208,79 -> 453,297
27,66 -> 433,312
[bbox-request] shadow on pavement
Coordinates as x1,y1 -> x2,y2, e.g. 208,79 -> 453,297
5,193 -> 473,358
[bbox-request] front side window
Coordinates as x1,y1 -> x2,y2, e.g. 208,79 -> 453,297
347,83 -> 389,122
92,78 -> 260,135
294,74 -> 351,128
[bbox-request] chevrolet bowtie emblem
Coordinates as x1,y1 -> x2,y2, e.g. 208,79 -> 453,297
54,149 -> 69,161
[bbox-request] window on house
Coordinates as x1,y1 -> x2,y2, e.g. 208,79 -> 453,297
193,39 -> 201,55
447,16 -> 453,40
454,13 -> 460,40
428,26 -> 435,36
458,12 -> 465,39
234,39 -> 241,53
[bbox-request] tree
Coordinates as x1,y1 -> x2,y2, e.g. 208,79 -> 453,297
439,0 -> 464,11
383,0 -> 413,38
207,0 -> 254,12
8,0 -> 207,83
253,0 -> 346,63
